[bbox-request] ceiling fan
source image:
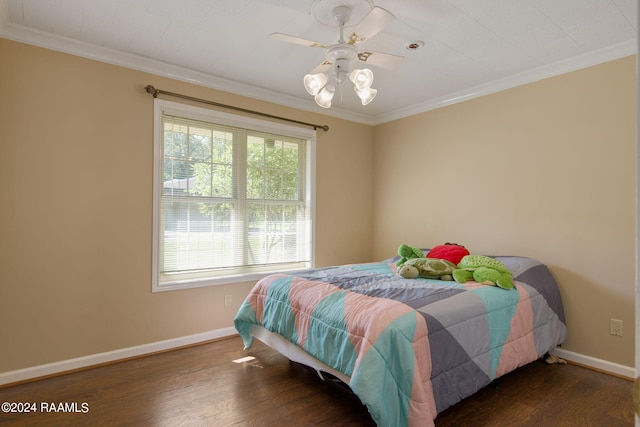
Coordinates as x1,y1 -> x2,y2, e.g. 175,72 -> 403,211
271,1 -> 404,108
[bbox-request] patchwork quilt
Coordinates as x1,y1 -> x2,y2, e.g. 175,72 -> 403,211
234,256 -> 567,427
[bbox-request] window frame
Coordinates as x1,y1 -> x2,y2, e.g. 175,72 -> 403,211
152,99 -> 316,292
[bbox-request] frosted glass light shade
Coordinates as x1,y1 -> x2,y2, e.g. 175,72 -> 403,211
349,69 -> 374,91
355,87 -> 377,105
303,73 -> 328,96
314,85 -> 335,108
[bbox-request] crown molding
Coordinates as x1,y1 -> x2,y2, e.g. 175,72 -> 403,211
374,39 -> 637,125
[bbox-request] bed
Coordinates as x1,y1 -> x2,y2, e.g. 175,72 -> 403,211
234,254 -> 567,426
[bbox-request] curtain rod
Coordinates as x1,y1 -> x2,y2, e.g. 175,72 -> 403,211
144,85 -> 329,132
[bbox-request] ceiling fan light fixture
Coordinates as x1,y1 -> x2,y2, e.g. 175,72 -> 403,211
276,4 -> 402,109
349,68 -> 374,90
304,72 -> 329,95
315,84 -> 335,108
355,86 -> 377,105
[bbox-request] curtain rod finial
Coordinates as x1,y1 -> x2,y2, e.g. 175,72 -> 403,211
145,85 -> 159,98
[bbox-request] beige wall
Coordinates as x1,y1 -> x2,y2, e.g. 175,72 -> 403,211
0,38 -> 636,374
0,39 -> 373,372
373,56 -> 637,367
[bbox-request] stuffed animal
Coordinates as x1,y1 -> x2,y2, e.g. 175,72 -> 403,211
396,244 -> 424,267
426,243 -> 470,265
398,258 -> 457,280
452,255 -> 514,290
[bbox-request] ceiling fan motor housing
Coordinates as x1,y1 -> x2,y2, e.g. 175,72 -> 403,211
326,43 -> 357,80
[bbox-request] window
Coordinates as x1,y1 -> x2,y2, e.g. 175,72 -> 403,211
152,100 -> 315,291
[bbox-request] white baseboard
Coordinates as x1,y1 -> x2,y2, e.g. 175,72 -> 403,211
0,327 -> 238,386
551,347 -> 636,379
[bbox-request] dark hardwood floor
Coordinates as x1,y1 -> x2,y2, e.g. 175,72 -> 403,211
0,336 -> 634,426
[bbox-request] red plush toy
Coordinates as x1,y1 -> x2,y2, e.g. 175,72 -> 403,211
426,243 -> 470,265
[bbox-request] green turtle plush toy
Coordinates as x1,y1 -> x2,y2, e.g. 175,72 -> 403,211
452,255 -> 515,290
398,257 -> 457,280
395,244 -> 424,267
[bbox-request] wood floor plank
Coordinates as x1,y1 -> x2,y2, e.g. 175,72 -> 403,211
0,336 -> 633,426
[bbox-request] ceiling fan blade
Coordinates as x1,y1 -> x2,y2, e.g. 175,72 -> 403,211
357,51 -> 404,68
270,32 -> 328,49
309,61 -> 332,75
348,6 -> 395,45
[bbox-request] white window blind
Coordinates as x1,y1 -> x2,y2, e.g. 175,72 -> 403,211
153,100 -> 314,291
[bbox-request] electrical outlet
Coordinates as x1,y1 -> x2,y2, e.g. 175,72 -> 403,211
610,319 -> 623,337
224,294 -> 232,307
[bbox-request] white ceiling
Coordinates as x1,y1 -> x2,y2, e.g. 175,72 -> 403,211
0,0 -> 637,125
